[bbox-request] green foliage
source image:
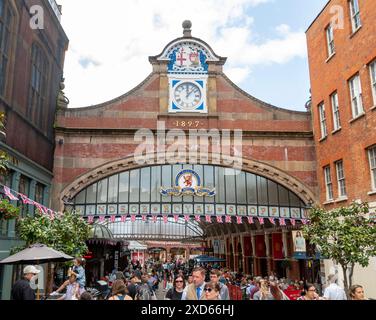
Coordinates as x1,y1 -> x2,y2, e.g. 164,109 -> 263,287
0,199 -> 20,220
15,211 -> 91,257
302,202 -> 376,269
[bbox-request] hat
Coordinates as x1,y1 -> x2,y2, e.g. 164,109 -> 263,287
23,265 -> 41,275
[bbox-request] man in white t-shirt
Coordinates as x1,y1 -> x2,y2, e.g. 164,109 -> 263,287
323,274 -> 347,300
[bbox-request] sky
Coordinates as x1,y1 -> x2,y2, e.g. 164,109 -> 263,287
57,0 -> 329,111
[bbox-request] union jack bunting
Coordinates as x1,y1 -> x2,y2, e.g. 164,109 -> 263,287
301,219 -> 309,225
88,216 -> 94,224
131,215 -> 137,222
236,216 -> 243,224
184,215 -> 190,222
3,186 -> 19,201
225,216 -> 232,223
142,215 -> 147,222
152,215 -> 158,223
173,215 -> 179,222
99,216 -> 105,222
216,216 -> 223,223
290,219 -> 296,226
110,215 -> 116,222
247,217 -> 254,224
205,215 -> 212,223
258,217 -> 265,225
195,215 -> 201,222
19,194 -> 33,205
269,218 -> 276,225
121,215 -> 127,222
163,215 -> 168,224
279,218 -> 286,226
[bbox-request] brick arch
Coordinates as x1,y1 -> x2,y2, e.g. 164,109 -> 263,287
58,152 -> 317,211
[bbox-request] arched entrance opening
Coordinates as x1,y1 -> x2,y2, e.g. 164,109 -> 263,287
62,160 -> 315,281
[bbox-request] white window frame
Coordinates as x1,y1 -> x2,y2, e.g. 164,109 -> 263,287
326,24 -> 335,57
368,146 -> 376,191
318,103 -> 328,139
349,74 -> 364,118
336,161 -> 347,198
370,61 -> 376,106
349,0 -> 361,32
324,166 -> 334,201
331,92 -> 341,131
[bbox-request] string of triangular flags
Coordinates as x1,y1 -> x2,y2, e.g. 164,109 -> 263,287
0,184 -> 310,226
0,184 -> 61,219
84,214 -> 309,225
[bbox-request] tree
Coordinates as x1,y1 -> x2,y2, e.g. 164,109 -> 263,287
15,210 -> 91,257
302,202 -> 376,297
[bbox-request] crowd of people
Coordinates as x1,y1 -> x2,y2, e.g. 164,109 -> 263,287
10,258 -> 371,301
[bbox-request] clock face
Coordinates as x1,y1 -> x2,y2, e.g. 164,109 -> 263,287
173,82 -> 202,110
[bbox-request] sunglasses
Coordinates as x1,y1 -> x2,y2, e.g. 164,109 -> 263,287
175,280 -> 184,283
204,288 -> 213,292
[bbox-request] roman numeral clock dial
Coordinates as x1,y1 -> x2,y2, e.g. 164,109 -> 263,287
173,82 -> 202,111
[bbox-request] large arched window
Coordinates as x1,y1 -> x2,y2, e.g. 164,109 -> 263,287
0,0 -> 14,97
73,164 -> 308,220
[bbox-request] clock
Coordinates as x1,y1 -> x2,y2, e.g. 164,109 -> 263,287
173,81 -> 202,110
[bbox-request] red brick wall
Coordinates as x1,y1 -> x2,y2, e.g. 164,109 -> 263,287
307,0 -> 376,207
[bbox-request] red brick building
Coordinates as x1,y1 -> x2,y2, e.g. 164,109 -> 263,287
52,22 -> 317,281
307,0 -> 376,296
0,0 -> 68,299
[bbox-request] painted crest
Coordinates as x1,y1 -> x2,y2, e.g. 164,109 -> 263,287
161,169 -> 216,197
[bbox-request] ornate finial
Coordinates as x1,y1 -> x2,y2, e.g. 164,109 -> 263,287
57,77 -> 69,109
182,20 -> 192,37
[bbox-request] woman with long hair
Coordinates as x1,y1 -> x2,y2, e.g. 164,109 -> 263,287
349,285 -> 367,300
108,280 -> 133,301
165,275 -> 185,300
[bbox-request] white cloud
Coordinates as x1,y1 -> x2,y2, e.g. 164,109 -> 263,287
57,0 -> 306,107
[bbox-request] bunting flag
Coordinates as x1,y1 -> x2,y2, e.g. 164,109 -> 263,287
205,215 -> 212,223
236,216 -> 243,224
110,215 -> 116,223
121,215 -> 127,223
301,219 -> 309,225
152,215 -> 158,223
279,218 -> 286,226
50,212 -> 55,221
141,215 -> 147,222
131,215 -> 137,223
225,216 -> 232,223
99,216 -> 105,222
216,216 -> 223,224
269,218 -> 276,225
19,194 -> 33,205
290,219 -> 296,226
247,217 -> 254,225
88,216 -> 94,224
163,215 -> 168,224
173,215 -> 179,222
184,215 -> 190,222
258,217 -> 265,225
195,215 -> 201,222
3,186 -> 19,201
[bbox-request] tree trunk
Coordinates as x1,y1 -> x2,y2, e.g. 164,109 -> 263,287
341,265 -> 349,299
349,263 -> 355,288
